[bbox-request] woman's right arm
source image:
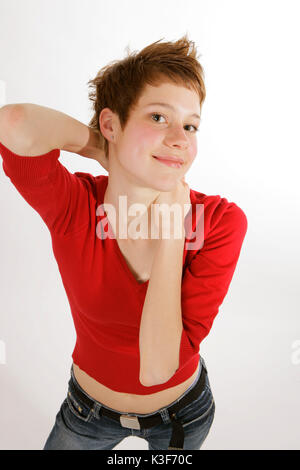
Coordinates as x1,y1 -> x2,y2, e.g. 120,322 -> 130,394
0,103 -> 107,236
0,103 -> 108,170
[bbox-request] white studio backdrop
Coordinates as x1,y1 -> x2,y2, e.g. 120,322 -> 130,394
0,0 -> 299,450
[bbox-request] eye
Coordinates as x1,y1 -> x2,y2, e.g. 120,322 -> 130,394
150,113 -> 199,133
151,113 -> 166,123
186,124 -> 199,133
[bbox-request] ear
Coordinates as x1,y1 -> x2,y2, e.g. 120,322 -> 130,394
99,108 -> 116,143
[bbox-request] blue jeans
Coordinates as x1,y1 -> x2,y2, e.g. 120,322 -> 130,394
43,357 -> 215,450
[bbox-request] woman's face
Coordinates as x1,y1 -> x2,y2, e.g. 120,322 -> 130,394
101,80 -> 201,191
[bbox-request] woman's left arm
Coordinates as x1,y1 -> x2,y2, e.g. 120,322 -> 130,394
139,236 -> 185,387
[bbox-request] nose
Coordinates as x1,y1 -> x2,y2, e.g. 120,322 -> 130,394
163,126 -> 190,149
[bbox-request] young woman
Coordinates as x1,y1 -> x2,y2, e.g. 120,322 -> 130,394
0,35 -> 247,450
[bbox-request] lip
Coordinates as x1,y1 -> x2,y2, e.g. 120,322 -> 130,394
152,155 -> 184,164
152,155 -> 183,169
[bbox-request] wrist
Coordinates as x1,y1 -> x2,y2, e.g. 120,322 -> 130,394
76,127 -> 109,171
157,215 -> 186,242
75,127 -> 99,156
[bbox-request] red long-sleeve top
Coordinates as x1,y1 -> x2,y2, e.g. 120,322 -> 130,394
0,141 -> 248,394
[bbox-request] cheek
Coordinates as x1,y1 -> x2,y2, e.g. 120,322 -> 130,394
189,141 -> 197,161
125,127 -> 160,162
135,126 -> 159,149
119,127 -> 157,167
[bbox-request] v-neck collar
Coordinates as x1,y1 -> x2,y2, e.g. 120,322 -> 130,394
97,175 -> 200,289
98,176 -> 150,289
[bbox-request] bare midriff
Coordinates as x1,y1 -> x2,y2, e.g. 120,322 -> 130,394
73,361 -> 200,414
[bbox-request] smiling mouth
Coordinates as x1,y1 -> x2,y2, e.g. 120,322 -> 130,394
152,156 -> 183,168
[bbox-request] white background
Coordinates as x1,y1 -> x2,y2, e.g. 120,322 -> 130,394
0,0 -> 299,450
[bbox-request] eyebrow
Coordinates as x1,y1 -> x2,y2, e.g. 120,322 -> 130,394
144,102 -> 201,120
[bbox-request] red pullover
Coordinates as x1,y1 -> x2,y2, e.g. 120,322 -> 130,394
0,142 -> 248,393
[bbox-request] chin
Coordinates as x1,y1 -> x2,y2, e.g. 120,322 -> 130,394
149,177 -> 181,192
133,169 -> 182,192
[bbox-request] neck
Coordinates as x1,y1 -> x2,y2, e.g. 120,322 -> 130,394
103,171 -> 160,241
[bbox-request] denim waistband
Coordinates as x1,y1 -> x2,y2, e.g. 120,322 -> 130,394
69,356 -> 204,418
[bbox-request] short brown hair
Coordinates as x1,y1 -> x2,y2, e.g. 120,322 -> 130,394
87,34 -> 206,158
